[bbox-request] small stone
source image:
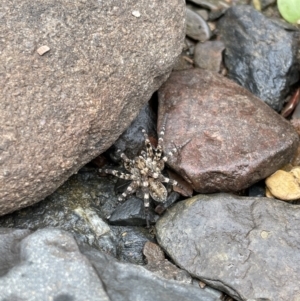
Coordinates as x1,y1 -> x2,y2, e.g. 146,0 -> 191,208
132,10 -> 141,18
265,168 -> 300,201
36,45 -> 50,55
186,7 -> 211,42
194,40 -> 225,72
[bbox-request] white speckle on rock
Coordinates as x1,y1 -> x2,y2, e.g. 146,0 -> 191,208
132,10 -> 141,18
37,45 -> 50,56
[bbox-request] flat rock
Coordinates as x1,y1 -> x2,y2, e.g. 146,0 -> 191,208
0,0 -> 185,216
218,5 -> 298,111
156,193 -> 300,301
158,68 -> 298,193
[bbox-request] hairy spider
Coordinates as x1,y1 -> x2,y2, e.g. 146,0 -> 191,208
99,120 -> 177,227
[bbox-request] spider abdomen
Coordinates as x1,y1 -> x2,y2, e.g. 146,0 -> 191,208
149,179 -> 168,203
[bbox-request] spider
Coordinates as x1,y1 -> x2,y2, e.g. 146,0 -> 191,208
99,119 -> 177,227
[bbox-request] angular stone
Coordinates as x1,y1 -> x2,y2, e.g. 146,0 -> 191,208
218,5 -> 298,111
266,167 -> 300,200
156,193 -> 300,301
0,0 -> 185,216
158,69 -> 298,193
0,228 -> 109,301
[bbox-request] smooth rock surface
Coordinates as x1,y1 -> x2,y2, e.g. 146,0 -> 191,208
158,68 -> 299,193
218,5 -> 298,111
156,193 -> 300,301
0,0 -> 185,216
0,228 -> 109,301
186,7 -> 211,42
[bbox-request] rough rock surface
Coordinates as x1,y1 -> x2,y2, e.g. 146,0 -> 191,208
0,169 -> 156,265
156,193 -> 300,301
0,228 -> 109,301
0,0 -> 186,216
158,68 -> 299,193
218,5 -> 298,111
0,227 -> 221,301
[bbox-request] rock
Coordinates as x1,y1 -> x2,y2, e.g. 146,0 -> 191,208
0,228 -> 109,301
0,0 -> 186,216
194,40 -> 225,72
143,241 -> 193,284
113,226 -> 155,265
158,68 -> 298,193
107,103 -> 158,163
109,196 -> 158,226
156,193 -> 300,301
81,244 -> 221,301
266,166 -> 300,200
186,7 -> 211,41
218,5 -> 298,111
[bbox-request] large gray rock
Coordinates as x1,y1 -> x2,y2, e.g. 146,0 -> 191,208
0,228 -> 109,301
156,193 -> 300,301
0,0 -> 185,216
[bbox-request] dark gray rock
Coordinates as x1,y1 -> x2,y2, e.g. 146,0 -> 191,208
107,103 -> 158,163
218,5 -> 298,111
114,226 -> 155,265
109,196 -> 158,226
0,0 -> 186,217
0,228 -> 109,301
156,193 -> 300,301
81,244 -> 221,301
158,68 -> 299,193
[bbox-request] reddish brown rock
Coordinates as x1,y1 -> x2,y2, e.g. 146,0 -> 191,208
0,0 -> 185,216
158,69 -> 298,193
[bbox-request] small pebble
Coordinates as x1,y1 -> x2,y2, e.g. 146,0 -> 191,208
37,45 -> 50,56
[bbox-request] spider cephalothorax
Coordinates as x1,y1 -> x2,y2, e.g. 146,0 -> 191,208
99,121 -> 177,227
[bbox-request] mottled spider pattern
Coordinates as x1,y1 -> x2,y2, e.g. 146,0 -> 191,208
99,121 -> 177,227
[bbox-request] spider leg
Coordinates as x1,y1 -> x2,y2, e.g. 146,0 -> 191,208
155,114 -> 168,161
99,169 -> 138,181
118,180 -> 140,202
141,176 -> 150,228
120,153 -> 134,172
156,174 -> 178,186
142,129 -> 154,158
